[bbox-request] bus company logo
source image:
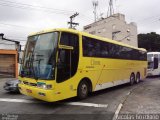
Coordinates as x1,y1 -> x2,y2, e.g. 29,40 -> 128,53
86,66 -> 94,69
91,60 -> 100,65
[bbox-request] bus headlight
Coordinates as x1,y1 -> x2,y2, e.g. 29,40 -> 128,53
19,80 -> 22,84
37,83 -> 52,90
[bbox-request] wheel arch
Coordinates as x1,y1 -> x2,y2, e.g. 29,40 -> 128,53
130,72 -> 135,85
136,71 -> 140,76
136,71 -> 141,83
78,77 -> 93,93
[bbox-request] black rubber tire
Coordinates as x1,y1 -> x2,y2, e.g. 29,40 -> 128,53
135,73 -> 140,84
130,73 -> 135,85
77,80 -> 89,99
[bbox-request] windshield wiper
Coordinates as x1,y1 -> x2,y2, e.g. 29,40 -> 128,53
22,53 -> 38,79
34,58 -> 44,80
21,54 -> 45,80
30,57 -> 38,80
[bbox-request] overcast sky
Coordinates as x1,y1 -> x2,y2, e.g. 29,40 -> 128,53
0,0 -> 160,46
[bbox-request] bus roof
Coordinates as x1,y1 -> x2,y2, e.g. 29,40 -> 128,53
147,52 -> 160,55
29,28 -> 146,52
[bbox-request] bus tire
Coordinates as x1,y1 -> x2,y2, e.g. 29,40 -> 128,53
130,73 -> 135,85
135,72 -> 140,84
77,80 -> 89,99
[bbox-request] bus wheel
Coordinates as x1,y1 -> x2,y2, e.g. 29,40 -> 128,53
77,80 -> 89,99
135,72 -> 140,84
130,73 -> 135,85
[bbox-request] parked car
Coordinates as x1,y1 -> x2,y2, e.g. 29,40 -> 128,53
3,79 -> 20,93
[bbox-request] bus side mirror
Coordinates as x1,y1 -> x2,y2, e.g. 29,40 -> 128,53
154,58 -> 158,69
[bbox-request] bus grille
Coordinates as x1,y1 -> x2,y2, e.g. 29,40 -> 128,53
23,81 -> 37,87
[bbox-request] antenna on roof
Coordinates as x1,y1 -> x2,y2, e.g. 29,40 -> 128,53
107,0 -> 114,17
92,1 -> 98,22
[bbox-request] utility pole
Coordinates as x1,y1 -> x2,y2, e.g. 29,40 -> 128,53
93,1 -> 98,22
68,12 -> 79,29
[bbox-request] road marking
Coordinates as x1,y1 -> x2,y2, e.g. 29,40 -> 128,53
112,103 -> 123,120
0,98 -> 108,108
126,91 -> 131,96
0,98 -> 41,103
66,102 -> 108,108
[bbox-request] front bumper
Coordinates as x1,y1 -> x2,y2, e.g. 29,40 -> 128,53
18,84 -> 58,102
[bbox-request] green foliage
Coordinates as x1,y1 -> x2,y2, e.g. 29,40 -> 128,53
138,32 -> 160,52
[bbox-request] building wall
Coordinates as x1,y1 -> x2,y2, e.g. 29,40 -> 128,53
0,38 -> 18,78
84,13 -> 138,47
0,50 -> 18,78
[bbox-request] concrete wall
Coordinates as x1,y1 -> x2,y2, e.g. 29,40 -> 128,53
84,13 -> 138,47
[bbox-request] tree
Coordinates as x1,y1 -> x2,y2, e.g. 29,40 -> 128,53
138,32 -> 160,52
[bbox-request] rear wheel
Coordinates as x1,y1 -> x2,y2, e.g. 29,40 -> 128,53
130,73 -> 135,85
77,81 -> 89,99
135,72 -> 140,84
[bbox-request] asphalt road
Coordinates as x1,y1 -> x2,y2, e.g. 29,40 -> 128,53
0,77 -> 160,120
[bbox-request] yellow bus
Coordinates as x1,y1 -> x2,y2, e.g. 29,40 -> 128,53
18,28 -> 147,102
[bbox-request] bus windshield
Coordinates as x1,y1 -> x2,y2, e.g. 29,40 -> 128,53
147,54 -> 153,62
21,32 -> 58,80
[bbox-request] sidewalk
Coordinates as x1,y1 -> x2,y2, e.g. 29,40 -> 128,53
119,78 -> 160,114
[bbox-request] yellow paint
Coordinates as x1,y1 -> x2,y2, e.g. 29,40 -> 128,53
19,28 -> 147,102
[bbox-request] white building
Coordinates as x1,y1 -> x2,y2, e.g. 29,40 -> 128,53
84,13 -> 138,47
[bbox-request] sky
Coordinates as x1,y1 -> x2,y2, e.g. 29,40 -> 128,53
0,0 -> 160,46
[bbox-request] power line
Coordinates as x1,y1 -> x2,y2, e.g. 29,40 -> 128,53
0,43 -> 16,45
7,35 -> 27,39
0,1 -> 94,24
138,17 -> 160,26
79,14 -> 94,22
137,14 -> 160,23
0,0 -> 94,21
0,0 -> 73,16
0,0 -> 75,13
0,21 -> 40,29
0,3 -> 71,16
8,39 -> 27,41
